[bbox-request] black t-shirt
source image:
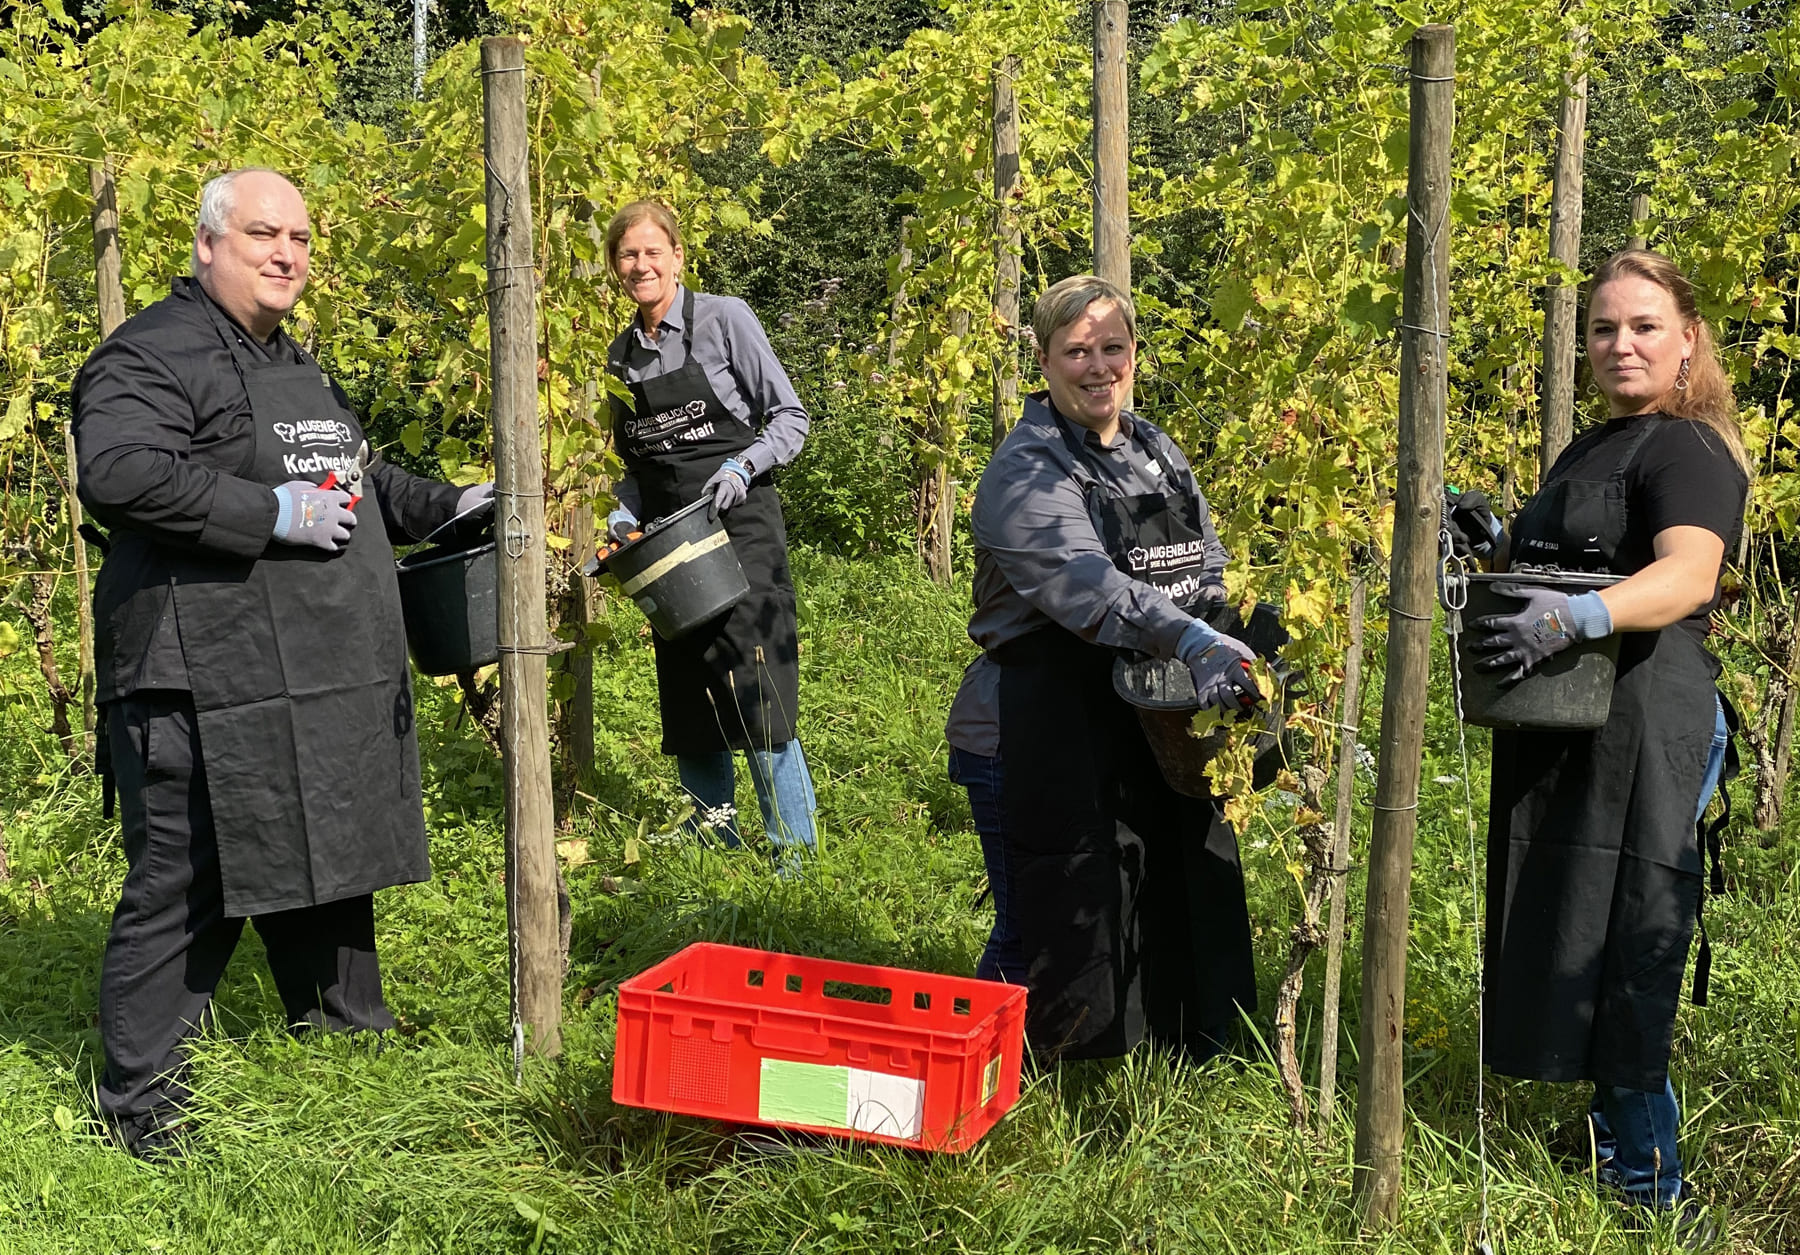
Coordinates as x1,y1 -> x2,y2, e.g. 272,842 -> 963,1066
1539,413 -> 1747,636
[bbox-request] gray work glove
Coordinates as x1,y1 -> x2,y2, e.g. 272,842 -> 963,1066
703,457 -> 752,519
272,480 -> 356,552
604,506 -> 640,546
1444,487 -> 1505,561
457,481 -> 495,517
1470,583 -> 1612,684
1175,619 -> 1263,719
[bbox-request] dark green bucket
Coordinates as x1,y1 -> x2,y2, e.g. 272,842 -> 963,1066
1454,570 -> 1624,730
1113,602 -> 1293,798
395,510 -> 499,676
603,498 -> 749,640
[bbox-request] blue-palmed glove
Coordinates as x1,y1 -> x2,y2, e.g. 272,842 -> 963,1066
457,481 -> 495,518
604,507 -> 640,546
1444,487 -> 1506,561
1176,619 -> 1263,719
271,480 -> 356,552
704,457 -> 753,519
1470,583 -> 1612,684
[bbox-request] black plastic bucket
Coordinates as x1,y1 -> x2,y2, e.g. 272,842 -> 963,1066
603,498 -> 749,640
1112,602 -> 1292,799
397,537 -> 499,676
1454,570 -> 1624,730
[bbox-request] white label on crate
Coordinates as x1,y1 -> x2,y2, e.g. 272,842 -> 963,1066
981,1055 -> 1001,1105
847,1069 -> 924,1141
758,1060 -> 924,1141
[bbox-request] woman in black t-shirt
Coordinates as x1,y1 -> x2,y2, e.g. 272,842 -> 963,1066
1448,250 -> 1749,1242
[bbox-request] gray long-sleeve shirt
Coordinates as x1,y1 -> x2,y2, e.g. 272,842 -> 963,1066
948,394 -> 1227,754
607,284 -> 809,515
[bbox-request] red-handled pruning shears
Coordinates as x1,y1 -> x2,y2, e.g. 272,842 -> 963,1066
319,447 -> 368,509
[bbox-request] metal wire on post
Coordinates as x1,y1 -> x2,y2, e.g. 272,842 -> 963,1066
1437,537 -> 1492,1255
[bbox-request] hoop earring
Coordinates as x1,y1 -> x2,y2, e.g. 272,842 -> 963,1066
1675,358 -> 1691,391
1585,381 -> 1599,397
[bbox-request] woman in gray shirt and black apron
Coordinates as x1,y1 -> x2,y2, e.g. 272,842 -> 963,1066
962,275 -> 1263,1062
1450,250 -> 1748,1246
601,202 -> 816,862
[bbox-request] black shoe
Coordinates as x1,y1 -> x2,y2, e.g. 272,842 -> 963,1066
1621,1199 -> 1722,1252
118,1119 -> 190,1162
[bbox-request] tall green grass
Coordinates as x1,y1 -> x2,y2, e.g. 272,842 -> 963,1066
0,552 -> 1793,1253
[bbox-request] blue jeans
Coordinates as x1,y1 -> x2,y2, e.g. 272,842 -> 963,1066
948,748 -> 1026,985
677,741 -> 817,859
1590,695 -> 1730,1208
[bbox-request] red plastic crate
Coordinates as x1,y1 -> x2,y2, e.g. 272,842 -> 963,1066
612,942 -> 1027,1152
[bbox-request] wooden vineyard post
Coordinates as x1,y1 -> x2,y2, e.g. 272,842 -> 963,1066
1539,28 -> 1587,478
927,215 -> 973,586
1353,23 -> 1452,1228
887,216 -> 913,372
563,446 -> 597,800
992,54 -> 1022,450
90,161 -> 125,336
1316,570 -> 1367,1137
482,35 -> 561,1060
1500,364 -> 1520,513
1753,603 -> 1800,833
1091,0 -> 1129,292
413,0 -> 428,97
1629,189 -> 1649,251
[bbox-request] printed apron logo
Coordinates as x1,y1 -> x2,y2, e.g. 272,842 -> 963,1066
628,398 -> 718,455
282,449 -> 360,477
1135,538 -> 1208,571
1130,538 -> 1212,606
626,399 -> 709,441
271,419 -> 353,447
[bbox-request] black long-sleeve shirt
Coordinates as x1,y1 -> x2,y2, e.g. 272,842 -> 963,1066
74,278 -> 459,698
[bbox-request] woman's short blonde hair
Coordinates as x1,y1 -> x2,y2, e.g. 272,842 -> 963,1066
603,200 -> 683,272
1031,275 -> 1135,349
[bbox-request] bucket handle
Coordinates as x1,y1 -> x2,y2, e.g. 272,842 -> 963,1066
414,495 -> 497,550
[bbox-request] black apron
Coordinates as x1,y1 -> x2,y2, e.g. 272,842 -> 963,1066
1484,418 -> 1719,1092
611,289 -> 799,755
994,415 -> 1256,1061
169,303 -> 429,917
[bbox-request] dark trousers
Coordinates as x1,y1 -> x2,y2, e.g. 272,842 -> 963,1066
994,631 -> 1256,1062
947,748 -> 1026,985
98,693 -> 393,1143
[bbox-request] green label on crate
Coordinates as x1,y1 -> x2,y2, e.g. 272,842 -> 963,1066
757,1060 -> 926,1140
758,1059 -> 850,1129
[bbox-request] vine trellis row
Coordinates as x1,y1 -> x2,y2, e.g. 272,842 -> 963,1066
2,0 -> 1797,814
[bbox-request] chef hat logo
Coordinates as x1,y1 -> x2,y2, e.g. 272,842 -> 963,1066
685,400 -> 708,419
272,422 -> 297,444
1127,546 -> 1149,571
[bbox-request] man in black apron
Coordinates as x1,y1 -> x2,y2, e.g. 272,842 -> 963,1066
603,208 -> 813,862
74,168 -> 484,1156
968,275 -> 1261,1062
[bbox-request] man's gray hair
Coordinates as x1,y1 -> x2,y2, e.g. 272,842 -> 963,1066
1030,274 -> 1136,350
190,167 -> 284,274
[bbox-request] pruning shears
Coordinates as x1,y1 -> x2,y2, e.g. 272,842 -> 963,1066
319,443 -> 369,509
